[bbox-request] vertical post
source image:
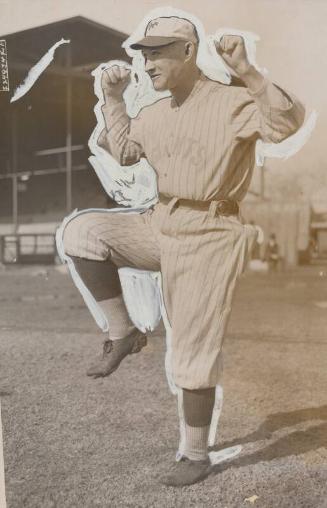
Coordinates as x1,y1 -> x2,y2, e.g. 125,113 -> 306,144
12,175 -> 18,233
260,164 -> 265,200
66,45 -> 72,213
0,400 -> 7,508
11,108 -> 18,233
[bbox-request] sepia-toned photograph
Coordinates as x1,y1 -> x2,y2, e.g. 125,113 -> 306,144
0,1 -> 326,506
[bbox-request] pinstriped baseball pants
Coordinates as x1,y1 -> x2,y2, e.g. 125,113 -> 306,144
63,202 -> 257,389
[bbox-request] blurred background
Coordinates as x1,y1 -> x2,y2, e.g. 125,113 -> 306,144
0,0 -> 326,268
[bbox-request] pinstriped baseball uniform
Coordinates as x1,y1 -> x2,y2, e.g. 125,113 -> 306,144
63,74 -> 305,389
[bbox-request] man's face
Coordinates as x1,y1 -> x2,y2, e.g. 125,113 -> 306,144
141,41 -> 189,91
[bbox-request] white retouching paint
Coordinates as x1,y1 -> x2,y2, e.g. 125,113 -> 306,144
131,270 -> 240,465
210,27 -> 265,74
155,272 -> 176,395
87,6 -> 315,207
55,207 -> 148,332
255,110 -> 318,166
208,382 -> 224,447
121,6 -> 315,188
88,60 -> 159,208
0,399 -> 6,508
123,6 -> 231,84
58,6 -> 314,467
175,388 -> 186,461
175,383 -> 242,465
57,210 -> 242,465
89,7 -> 267,206
10,38 -> 70,103
210,444 -> 243,465
119,267 -> 162,333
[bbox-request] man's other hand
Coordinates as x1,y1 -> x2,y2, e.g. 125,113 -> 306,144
101,65 -> 131,101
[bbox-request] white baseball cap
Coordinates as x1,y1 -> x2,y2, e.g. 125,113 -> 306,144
130,16 -> 199,50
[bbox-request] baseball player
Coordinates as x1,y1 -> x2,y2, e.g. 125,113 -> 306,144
62,16 -> 305,486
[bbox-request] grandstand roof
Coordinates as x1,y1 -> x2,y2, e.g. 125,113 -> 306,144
2,16 -> 127,82
1,17 -> 126,226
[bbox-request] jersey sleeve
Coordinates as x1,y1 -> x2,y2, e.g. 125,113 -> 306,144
97,100 -> 146,166
231,79 -> 305,143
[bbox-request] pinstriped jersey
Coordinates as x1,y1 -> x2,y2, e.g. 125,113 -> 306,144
99,73 -> 305,202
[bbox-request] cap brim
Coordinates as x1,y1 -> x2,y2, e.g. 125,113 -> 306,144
129,36 -> 180,50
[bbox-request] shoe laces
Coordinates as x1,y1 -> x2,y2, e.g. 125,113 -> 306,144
102,339 -> 113,356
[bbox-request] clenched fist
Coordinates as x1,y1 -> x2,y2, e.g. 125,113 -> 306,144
101,65 -> 131,101
215,35 -> 251,76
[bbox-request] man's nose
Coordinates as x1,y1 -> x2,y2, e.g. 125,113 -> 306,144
144,59 -> 156,73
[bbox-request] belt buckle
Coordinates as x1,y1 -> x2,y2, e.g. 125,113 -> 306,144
216,200 -> 230,216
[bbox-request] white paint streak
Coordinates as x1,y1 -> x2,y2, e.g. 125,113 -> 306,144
89,61 -> 158,208
10,38 -> 70,103
55,207 -> 146,332
58,6 -> 313,467
175,388 -> 186,461
210,28 -> 266,75
88,8 -> 267,208
88,6 -> 313,208
0,399 -> 6,508
123,8 -> 264,93
57,211 -> 240,465
175,383 -> 242,466
209,445 -> 243,465
153,272 -> 178,396
208,384 -> 224,447
256,110 -> 318,166
124,7 -> 314,169
149,278 -> 239,466
123,6 -> 231,84
119,267 -> 162,333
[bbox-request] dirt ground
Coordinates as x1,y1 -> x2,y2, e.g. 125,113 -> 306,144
0,264 -> 327,508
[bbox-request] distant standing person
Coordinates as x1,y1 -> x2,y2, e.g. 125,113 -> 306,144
249,220 -> 261,260
265,233 -> 280,271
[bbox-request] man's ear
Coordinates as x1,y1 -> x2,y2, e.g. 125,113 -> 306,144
184,41 -> 196,61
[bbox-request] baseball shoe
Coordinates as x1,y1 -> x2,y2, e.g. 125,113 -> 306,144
160,456 -> 212,487
86,328 -> 147,379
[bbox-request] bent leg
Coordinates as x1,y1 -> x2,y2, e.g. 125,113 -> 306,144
61,208 -> 161,377
69,256 -> 122,301
62,209 -> 161,336
63,209 -> 160,268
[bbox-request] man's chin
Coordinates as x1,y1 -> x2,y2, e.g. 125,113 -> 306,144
151,78 -> 167,91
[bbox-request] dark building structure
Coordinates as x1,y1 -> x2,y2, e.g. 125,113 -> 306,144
1,16 -> 128,231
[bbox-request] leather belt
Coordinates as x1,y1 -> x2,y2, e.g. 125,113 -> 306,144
158,193 -> 239,217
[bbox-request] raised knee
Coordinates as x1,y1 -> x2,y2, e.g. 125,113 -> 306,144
62,217 -> 80,255
61,213 -> 109,260
62,214 -> 90,257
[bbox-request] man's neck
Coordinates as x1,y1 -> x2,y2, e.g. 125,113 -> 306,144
170,69 -> 202,106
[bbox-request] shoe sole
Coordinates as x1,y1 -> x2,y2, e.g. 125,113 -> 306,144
160,466 -> 213,487
87,362 -> 120,379
87,334 -> 147,379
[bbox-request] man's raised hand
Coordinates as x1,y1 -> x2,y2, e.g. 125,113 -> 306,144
101,65 -> 131,101
215,35 -> 251,77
